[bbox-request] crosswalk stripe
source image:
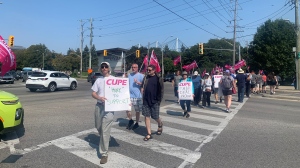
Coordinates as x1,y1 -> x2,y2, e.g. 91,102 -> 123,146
160,107 -> 225,123
119,120 -> 209,143
53,135 -> 155,168
163,105 -> 229,117
160,115 -> 217,131
110,128 -> 201,163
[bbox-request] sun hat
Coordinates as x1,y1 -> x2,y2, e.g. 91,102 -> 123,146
238,68 -> 244,74
193,71 -> 198,75
182,71 -> 188,75
205,73 -> 209,76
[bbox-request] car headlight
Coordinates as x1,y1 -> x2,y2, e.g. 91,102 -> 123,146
1,99 -> 19,105
15,108 -> 23,120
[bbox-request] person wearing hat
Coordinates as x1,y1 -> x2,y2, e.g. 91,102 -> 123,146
172,70 -> 182,103
91,62 -> 114,164
235,68 -> 247,103
179,71 -> 194,118
192,71 -> 201,106
220,70 -> 236,112
212,70 -> 222,104
201,72 -> 212,108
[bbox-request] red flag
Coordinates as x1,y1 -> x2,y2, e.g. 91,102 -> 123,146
149,50 -> 161,72
183,60 -> 198,72
224,64 -> 232,70
233,59 -> 246,70
141,55 -> 148,73
173,55 -> 181,66
0,36 -> 16,76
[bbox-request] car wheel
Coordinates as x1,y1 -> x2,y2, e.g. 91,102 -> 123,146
48,83 -> 57,92
70,82 -> 77,90
29,88 -> 37,92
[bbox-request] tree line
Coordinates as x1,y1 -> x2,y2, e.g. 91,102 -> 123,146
12,19 -> 296,81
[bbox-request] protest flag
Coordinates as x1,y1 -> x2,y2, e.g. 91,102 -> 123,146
150,50 -> 161,72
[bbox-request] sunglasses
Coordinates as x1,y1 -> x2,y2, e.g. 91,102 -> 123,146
101,65 -> 109,69
147,69 -> 153,72
132,67 -> 138,68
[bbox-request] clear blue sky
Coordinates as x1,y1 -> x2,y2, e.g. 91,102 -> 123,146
0,0 -> 295,54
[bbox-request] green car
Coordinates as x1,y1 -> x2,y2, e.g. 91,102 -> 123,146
0,90 -> 24,134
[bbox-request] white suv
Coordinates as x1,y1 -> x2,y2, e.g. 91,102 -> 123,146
26,71 -> 77,92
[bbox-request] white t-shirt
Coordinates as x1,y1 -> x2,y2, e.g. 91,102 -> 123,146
91,75 -> 113,104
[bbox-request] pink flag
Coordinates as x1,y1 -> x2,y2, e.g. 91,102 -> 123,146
173,55 -> 181,66
141,55 -> 148,73
182,60 -> 198,72
224,64 -> 232,70
149,50 -> 161,72
0,35 -> 16,76
233,59 -> 246,70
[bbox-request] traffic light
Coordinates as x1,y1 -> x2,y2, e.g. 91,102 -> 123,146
199,43 -> 203,55
8,35 -> 14,47
136,50 -> 140,58
103,50 -> 107,56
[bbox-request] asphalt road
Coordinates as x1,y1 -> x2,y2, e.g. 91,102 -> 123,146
0,80 -> 299,168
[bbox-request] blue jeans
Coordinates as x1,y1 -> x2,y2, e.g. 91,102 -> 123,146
180,100 -> 191,112
238,86 -> 245,102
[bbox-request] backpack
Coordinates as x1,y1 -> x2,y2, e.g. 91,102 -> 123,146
222,76 -> 232,90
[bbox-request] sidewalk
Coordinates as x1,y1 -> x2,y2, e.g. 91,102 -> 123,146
261,85 -> 300,101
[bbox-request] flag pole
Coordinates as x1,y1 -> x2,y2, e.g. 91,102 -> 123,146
180,54 -> 182,71
139,61 -> 144,73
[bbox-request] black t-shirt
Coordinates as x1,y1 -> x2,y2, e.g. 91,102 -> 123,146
236,73 -> 247,88
144,75 -> 158,106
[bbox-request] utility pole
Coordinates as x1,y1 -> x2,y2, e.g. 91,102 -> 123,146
80,19 -> 84,77
89,17 -> 93,70
232,0 -> 238,66
295,0 -> 300,90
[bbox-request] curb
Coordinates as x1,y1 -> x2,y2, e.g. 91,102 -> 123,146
261,94 -> 300,101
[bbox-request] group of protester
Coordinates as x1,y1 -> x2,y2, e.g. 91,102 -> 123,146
172,69 -> 236,114
89,61 -> 280,165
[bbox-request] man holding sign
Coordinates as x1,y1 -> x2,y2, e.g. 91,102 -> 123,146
178,71 -> 194,118
91,62 -> 114,164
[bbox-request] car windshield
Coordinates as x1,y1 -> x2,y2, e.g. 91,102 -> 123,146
4,72 -> 11,76
31,72 -> 47,77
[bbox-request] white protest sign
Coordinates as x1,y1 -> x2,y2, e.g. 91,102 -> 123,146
213,75 -> 223,88
178,82 -> 193,100
104,77 -> 131,111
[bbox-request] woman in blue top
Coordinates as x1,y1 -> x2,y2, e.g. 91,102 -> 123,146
179,71 -> 194,118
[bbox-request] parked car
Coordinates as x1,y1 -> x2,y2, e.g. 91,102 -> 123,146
8,71 -> 19,81
26,71 -> 78,92
163,74 -> 174,82
22,71 -> 33,82
0,72 -> 14,84
91,72 -> 103,85
0,90 -> 24,134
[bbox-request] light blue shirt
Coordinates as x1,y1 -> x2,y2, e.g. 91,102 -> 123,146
128,72 -> 144,98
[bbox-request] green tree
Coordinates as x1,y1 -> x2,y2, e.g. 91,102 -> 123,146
248,19 -> 296,79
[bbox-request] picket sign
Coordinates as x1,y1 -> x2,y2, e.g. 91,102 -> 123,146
178,82 -> 193,100
104,77 -> 131,111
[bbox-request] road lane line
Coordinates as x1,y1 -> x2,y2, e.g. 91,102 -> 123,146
54,136 -> 155,168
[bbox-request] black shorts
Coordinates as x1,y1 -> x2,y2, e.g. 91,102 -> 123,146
222,89 -> 232,96
250,84 -> 256,88
262,81 -> 267,86
142,103 -> 160,119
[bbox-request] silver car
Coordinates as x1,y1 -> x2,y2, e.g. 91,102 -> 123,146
0,72 -> 14,84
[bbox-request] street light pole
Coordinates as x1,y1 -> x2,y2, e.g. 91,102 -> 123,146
42,52 -> 44,70
161,36 -> 173,78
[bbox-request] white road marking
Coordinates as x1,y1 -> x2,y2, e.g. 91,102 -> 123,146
54,136 -> 155,168
161,106 -> 226,122
110,128 -> 201,162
